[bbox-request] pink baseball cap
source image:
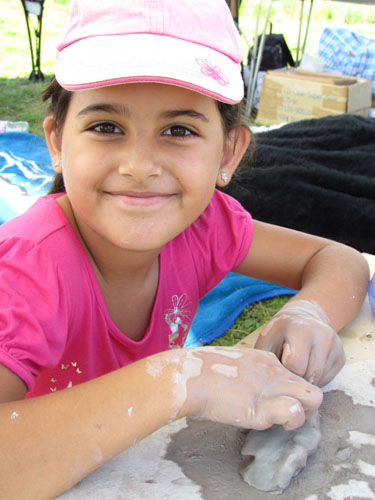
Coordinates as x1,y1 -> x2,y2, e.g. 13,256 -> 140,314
55,0 -> 244,104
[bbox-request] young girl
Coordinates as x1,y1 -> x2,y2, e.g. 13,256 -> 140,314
0,0 -> 369,497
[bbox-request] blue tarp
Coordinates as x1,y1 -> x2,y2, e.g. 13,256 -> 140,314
0,132 -> 53,223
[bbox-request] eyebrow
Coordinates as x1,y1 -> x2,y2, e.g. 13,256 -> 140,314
77,103 -> 128,118
160,109 -> 210,123
77,104 -> 209,123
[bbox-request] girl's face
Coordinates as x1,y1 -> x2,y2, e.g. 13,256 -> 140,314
45,83 -> 249,255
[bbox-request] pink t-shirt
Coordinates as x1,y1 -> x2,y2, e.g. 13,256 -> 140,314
0,191 -> 252,397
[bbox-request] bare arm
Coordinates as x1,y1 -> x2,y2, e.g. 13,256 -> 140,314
0,346 -> 322,499
0,364 -> 27,402
234,220 -> 369,385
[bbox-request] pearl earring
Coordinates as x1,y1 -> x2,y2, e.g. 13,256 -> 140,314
54,158 -> 61,168
221,172 -> 228,183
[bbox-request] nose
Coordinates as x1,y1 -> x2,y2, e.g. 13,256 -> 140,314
118,136 -> 162,181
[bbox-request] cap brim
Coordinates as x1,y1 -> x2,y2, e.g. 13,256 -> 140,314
55,33 -> 244,104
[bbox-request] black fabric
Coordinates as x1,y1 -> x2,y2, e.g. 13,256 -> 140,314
248,34 -> 295,71
221,114 -> 375,253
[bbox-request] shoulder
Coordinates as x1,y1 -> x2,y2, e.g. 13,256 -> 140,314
0,194 -> 68,244
0,236 -> 66,301
0,194 -> 87,297
164,190 -> 253,294
0,194 -> 85,266
202,189 -> 253,226
189,189 -> 253,247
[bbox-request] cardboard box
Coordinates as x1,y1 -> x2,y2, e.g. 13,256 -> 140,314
257,68 -> 372,125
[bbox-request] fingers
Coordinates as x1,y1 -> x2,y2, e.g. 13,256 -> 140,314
249,393 -> 321,431
256,328 -> 313,380
251,396 -> 305,431
300,344 -> 325,385
280,337 -> 310,380
255,315 -> 345,386
185,347 -> 323,432
254,328 -> 284,358
313,335 -> 346,387
271,378 -> 323,416
290,331 -> 345,386
246,354 -> 323,430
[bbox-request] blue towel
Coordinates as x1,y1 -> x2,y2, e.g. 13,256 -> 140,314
0,132 -> 53,223
185,272 -> 296,347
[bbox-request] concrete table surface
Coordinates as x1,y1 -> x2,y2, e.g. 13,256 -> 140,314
57,255 -> 375,500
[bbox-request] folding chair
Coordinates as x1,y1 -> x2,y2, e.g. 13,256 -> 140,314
20,0 -> 45,81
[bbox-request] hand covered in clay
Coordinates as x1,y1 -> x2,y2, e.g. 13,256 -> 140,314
254,300 -> 346,387
180,346 -> 322,431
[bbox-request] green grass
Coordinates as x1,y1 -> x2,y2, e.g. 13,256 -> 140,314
209,295 -> 291,346
0,0 -> 70,79
0,77 -> 50,136
0,0 -> 70,135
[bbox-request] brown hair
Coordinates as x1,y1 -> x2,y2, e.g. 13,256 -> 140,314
42,76 -> 254,194
41,77 -> 72,194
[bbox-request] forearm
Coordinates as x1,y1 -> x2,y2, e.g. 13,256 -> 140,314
0,351 -> 184,499
235,222 -> 369,330
0,346 -> 324,499
294,243 -> 369,331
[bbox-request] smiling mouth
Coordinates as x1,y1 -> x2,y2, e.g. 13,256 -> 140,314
106,191 -> 175,207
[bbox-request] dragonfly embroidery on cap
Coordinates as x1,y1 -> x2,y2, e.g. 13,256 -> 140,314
196,59 -> 230,86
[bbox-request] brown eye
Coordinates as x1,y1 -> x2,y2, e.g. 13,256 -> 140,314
163,126 -> 195,138
92,122 -> 122,134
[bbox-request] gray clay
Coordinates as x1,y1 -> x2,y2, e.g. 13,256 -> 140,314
239,413 -> 321,494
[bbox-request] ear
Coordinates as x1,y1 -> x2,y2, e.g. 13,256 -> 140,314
43,115 -> 62,173
216,126 -> 251,187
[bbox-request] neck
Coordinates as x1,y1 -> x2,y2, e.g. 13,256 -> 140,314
56,194 -> 161,284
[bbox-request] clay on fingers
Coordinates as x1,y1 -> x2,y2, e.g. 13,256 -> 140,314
181,347 -> 322,429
